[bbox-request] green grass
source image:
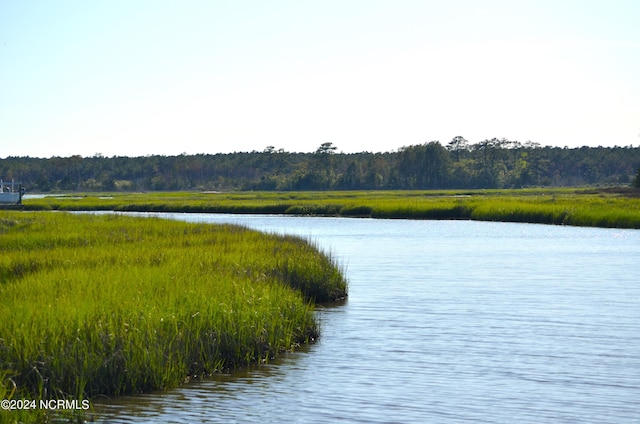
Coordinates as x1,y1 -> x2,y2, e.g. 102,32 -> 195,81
22,188 -> 640,229
0,212 -> 347,423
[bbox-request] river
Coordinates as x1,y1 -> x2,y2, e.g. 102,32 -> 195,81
91,214 -> 640,423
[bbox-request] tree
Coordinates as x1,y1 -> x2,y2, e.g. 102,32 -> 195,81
397,142 -> 451,189
315,142 -> 337,155
446,136 -> 468,162
472,138 -> 506,187
311,143 -> 338,188
2,143 -> 640,191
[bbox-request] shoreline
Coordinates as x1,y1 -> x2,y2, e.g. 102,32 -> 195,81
19,188 -> 640,229
0,212 -> 347,423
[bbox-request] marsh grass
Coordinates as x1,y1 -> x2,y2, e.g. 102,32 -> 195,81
0,212 -> 347,421
22,188 -> 640,228
465,194 -> 640,227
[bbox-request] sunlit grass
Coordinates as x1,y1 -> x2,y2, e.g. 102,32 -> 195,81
0,212 -> 347,422
22,188 -> 640,228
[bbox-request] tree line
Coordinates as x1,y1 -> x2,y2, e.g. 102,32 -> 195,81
2,138 -> 640,192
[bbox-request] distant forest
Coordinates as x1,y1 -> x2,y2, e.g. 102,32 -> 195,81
2,138 -> 640,192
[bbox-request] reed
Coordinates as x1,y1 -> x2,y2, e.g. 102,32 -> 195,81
0,211 -> 347,422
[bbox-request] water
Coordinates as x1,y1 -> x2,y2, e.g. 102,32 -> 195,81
92,215 -> 640,423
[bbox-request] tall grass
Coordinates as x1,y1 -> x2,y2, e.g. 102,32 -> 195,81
0,212 -> 347,421
466,195 -> 640,227
22,188 -> 640,228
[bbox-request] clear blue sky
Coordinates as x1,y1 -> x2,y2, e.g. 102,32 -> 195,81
1,0 -> 639,158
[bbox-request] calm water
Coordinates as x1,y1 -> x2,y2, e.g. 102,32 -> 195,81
92,215 -> 640,423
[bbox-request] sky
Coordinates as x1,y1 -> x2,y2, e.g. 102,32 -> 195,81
1,0 -> 639,158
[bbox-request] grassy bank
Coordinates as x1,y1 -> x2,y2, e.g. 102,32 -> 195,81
23,188 -> 640,229
0,212 -> 347,423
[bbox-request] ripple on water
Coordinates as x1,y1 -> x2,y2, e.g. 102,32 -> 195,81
91,216 -> 640,423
